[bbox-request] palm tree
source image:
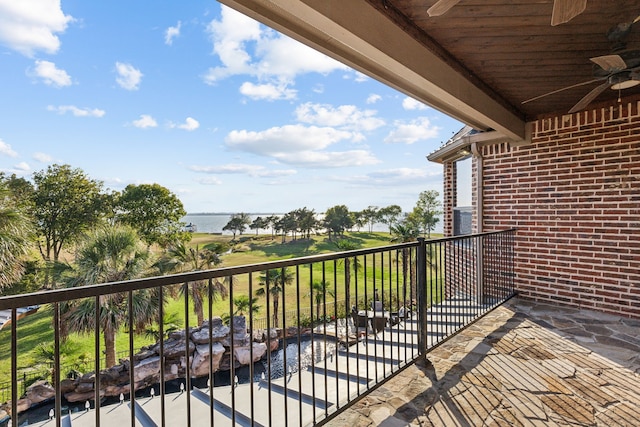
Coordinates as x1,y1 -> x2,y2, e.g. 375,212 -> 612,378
0,184 -> 32,291
62,225 -> 158,368
310,280 -> 335,322
144,312 -> 184,341
334,240 -> 360,309
232,295 -> 260,317
222,295 -> 261,325
157,242 -> 226,326
256,268 -> 294,328
390,221 -> 420,307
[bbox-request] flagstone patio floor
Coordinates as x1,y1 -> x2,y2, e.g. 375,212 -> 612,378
325,297 -> 640,426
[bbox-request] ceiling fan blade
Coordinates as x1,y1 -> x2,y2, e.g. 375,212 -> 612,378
522,78 -> 603,104
551,0 -> 587,26
590,55 -> 627,72
427,0 -> 461,17
568,81 -> 611,113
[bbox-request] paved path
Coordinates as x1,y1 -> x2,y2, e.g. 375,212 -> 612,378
325,297 -> 640,426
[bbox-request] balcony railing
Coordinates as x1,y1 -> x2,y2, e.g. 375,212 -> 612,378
0,230 -> 515,427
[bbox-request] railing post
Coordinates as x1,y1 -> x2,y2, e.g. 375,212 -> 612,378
417,238 -> 427,355
476,235 -> 485,306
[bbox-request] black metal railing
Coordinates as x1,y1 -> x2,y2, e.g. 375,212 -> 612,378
0,230 -> 515,427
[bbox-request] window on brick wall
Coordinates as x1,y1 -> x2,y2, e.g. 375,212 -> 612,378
454,156 -> 472,235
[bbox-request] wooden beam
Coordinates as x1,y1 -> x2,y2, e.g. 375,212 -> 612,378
219,0 -> 526,141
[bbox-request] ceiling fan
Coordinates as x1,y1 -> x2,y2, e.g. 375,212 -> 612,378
427,0 -> 586,26
522,19 -> 640,113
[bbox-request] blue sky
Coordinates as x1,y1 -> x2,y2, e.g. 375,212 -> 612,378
0,0 -> 462,213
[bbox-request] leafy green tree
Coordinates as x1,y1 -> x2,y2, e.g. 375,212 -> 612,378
323,205 -> 353,239
266,215 -> 279,238
32,164 -> 106,262
295,207 -> 317,239
1,173 -> 35,209
62,225 -> 159,367
256,268 -> 294,328
157,242 -> 227,325
350,210 -> 365,232
250,216 -> 269,235
378,205 -> 403,234
412,190 -> 442,238
0,183 -> 33,292
223,213 -> 251,240
116,183 -> 187,247
361,206 -> 379,232
276,211 -> 297,242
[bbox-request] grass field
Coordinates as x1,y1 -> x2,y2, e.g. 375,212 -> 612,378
0,231 -> 442,392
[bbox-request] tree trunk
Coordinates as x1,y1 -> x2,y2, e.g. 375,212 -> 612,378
104,326 -> 117,368
194,296 -> 204,327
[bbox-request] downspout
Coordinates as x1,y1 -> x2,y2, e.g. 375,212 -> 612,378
470,142 -> 483,234
470,142 -> 484,304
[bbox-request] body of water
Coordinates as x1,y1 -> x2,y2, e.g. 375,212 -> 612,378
182,213 -> 442,235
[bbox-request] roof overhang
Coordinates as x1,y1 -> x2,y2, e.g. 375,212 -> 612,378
220,0 -> 528,143
427,129 -> 516,163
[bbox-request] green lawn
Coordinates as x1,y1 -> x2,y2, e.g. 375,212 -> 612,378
0,231 -> 443,387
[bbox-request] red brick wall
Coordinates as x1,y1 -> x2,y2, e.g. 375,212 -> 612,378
444,102 -> 640,318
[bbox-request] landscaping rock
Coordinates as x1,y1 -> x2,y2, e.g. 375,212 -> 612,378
191,342 -> 226,377
25,380 -> 55,405
16,315 -> 300,415
234,342 -> 268,365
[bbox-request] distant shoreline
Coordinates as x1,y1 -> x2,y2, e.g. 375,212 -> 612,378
186,212 -> 284,216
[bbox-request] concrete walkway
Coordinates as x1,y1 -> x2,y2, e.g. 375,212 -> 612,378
325,297 -> 640,426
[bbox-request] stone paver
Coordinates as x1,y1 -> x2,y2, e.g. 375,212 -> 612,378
325,297 -> 640,426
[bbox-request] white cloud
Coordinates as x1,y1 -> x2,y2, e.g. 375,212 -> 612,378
239,81 -> 296,101
47,105 -> 105,117
172,117 -> 199,131
367,94 -> 382,104
384,117 -> 441,144
189,163 -> 296,178
352,71 -> 369,83
33,152 -> 52,162
295,102 -> 385,132
165,21 -> 181,45
0,139 -> 18,157
226,124 -> 352,154
115,62 -> 142,90
0,0 -> 73,56
274,149 -> 379,168
225,124 -> 378,168
196,176 -> 223,185
402,96 -> 428,110
330,167 -> 441,187
203,5 -> 347,98
30,60 -> 71,87
14,162 -> 30,171
132,114 -> 157,129
204,6 -> 261,81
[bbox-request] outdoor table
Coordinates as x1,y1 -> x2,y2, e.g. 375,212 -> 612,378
357,310 -> 389,333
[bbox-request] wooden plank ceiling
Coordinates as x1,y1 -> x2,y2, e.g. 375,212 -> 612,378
376,0 -> 640,120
